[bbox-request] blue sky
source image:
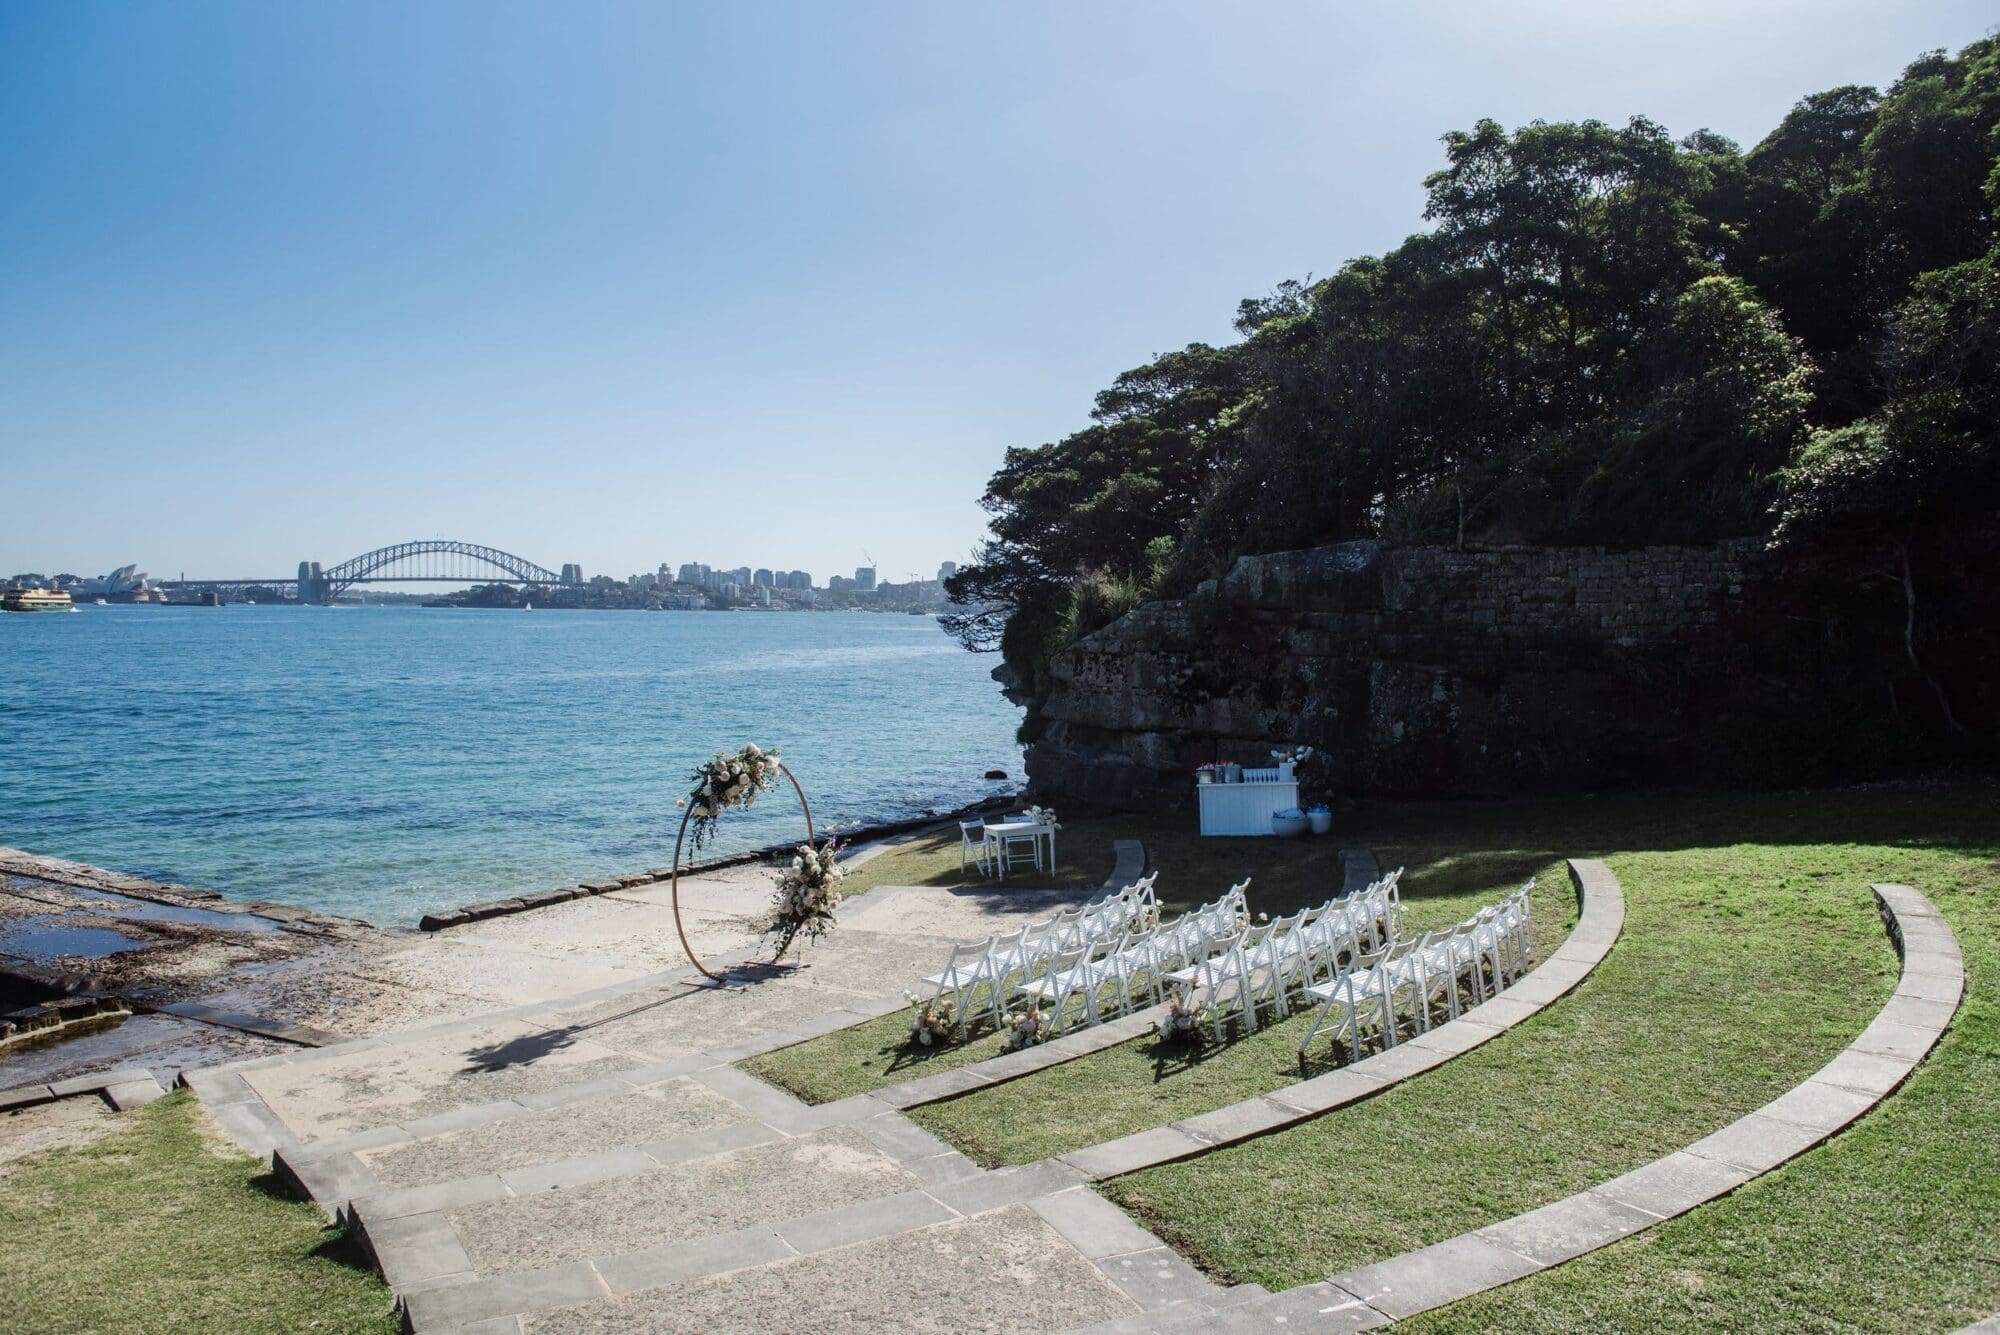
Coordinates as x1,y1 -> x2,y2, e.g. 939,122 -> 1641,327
2,2 -> 1992,585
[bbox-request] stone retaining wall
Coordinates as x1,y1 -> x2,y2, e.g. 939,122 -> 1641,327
1028,538 -> 1880,809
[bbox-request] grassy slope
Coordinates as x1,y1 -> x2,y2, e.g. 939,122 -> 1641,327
1400,789 -> 1999,1334
0,1091 -> 398,1335
908,850 -> 1575,1163
745,812 -> 1455,1104
1087,784 -> 1996,1332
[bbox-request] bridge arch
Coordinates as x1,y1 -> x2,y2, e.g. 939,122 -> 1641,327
308,540 -> 568,602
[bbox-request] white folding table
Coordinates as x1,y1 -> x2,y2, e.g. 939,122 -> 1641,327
984,820 -> 1056,877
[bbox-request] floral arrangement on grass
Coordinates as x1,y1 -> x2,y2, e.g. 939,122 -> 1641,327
903,992 -> 958,1047
1020,804 -> 1061,828
1001,1004 -> 1050,1050
1157,987 -> 1208,1045
767,838 -> 845,960
678,743 -> 784,852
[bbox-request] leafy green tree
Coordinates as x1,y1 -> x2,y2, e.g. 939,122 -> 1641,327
1772,255 -> 2000,741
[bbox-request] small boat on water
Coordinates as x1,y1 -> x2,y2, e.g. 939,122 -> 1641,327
2,588 -> 75,613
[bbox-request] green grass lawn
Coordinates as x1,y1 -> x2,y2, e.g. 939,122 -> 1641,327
745,812 -> 1454,1104
0,1091 -> 398,1335
1398,787 -> 2000,1334
1080,784 -> 1995,1332
748,782 -> 1999,1329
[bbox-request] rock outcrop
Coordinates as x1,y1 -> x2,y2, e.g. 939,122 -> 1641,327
1026,538 -> 1853,808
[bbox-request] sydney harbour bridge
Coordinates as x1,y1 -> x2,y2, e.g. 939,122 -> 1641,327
159,540 -> 584,605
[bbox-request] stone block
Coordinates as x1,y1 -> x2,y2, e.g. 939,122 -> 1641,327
1030,1187 -> 1167,1260
1815,1049 -> 1919,1097
1475,1191 -> 1657,1266
639,1118 -> 783,1167
772,1189 -> 954,1254
1593,1150 -> 1752,1221
1096,1245 -> 1224,1311
1756,1078 -> 1877,1133
0,1084 -> 54,1111
1176,1096 -> 1298,1147
1328,1233 -> 1540,1319
499,1147 -> 655,1195
1062,1126 -> 1207,1180
401,1261 -> 607,1330
926,1159 -> 1085,1216
1684,1112 -> 1829,1173
367,1174 -> 509,1220
594,1225 -> 792,1295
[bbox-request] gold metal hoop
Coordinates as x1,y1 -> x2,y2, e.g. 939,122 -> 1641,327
669,761 -> 814,985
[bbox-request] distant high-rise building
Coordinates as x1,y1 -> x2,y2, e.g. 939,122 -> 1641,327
731,566 -> 752,588
937,560 -> 957,582
753,568 -> 774,587
854,566 -> 876,591
785,570 -> 812,590
677,561 -> 708,586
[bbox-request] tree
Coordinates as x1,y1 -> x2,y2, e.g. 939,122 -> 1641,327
1772,255 -> 2000,741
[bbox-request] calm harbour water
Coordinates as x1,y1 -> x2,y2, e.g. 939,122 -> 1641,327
0,605 -> 1023,926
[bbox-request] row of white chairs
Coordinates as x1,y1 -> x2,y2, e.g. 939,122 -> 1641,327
1015,880 -> 1252,1032
921,873 -> 1158,1027
1297,881 -> 1535,1064
1164,870 -> 1404,1043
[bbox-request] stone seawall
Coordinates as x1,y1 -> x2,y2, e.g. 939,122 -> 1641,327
1026,538 -> 1820,809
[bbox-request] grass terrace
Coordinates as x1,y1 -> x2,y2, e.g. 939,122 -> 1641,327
744,811 -> 1488,1103
748,783 -> 1998,1330
0,1091 -> 398,1335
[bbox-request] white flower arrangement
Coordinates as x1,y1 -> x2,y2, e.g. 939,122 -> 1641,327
767,838 -> 845,960
1001,1004 -> 1049,1050
1270,745 -> 1315,765
677,743 -> 783,852
1020,804 -> 1061,829
903,991 -> 958,1047
1157,987 -> 1208,1044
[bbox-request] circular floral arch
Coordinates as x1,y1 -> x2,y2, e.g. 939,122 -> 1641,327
670,744 -> 843,985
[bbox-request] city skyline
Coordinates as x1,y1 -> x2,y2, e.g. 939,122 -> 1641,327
5,4 -> 1991,579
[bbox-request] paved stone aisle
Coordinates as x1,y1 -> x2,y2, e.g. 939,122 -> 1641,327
187,848 -> 1258,1333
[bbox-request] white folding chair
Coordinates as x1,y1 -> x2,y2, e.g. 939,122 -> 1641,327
958,819 -> 997,878
920,936 -> 998,1033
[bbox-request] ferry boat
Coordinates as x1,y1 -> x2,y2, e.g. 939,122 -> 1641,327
2,587 -> 75,612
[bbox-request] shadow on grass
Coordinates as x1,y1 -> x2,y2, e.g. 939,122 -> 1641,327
247,1170 -> 302,1203
309,1224 -> 384,1277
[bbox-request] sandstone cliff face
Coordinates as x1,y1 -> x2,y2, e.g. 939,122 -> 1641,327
1025,539 -> 1792,809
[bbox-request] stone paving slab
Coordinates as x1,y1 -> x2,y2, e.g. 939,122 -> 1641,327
358,1077 -> 746,1188
448,1124 -> 920,1275
1473,1191 -> 1657,1266
1328,1234 -> 1542,1321
240,1016 -> 648,1145
591,1223 -> 794,1296
517,1205 -> 1138,1335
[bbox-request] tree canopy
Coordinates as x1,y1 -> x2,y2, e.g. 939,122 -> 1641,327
945,38 -> 2000,745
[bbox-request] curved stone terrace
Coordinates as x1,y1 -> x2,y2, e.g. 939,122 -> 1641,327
20,789 -> 1989,1333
